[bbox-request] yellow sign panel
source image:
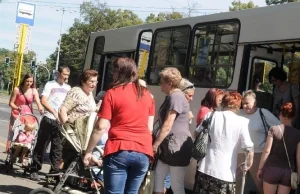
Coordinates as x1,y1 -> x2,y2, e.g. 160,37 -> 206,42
289,62 -> 300,85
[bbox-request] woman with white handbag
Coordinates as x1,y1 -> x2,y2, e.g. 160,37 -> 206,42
257,102 -> 300,194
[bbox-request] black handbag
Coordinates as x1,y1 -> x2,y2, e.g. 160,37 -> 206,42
191,111 -> 215,161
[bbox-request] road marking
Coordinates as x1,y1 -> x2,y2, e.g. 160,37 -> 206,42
0,141 -> 5,147
0,119 -> 9,123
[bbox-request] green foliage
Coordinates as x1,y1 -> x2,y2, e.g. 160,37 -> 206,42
229,0 -> 259,11
266,0 -> 300,5
50,1 -> 144,86
145,12 -> 183,23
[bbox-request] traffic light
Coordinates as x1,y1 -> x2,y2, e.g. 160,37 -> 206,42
31,60 -> 36,68
5,57 -> 10,67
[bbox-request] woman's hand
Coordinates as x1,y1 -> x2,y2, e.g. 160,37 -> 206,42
38,107 -> 44,115
83,152 -> 93,166
153,144 -> 159,154
257,169 -> 263,180
18,106 -> 22,112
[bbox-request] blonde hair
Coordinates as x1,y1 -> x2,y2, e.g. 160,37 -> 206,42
24,121 -> 36,132
179,78 -> 195,93
242,90 -> 256,101
159,67 -> 182,88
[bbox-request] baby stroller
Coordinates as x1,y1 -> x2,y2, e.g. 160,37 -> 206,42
0,113 -> 39,173
30,112 -> 104,194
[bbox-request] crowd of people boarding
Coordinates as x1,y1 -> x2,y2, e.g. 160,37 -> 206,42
5,56 -> 300,194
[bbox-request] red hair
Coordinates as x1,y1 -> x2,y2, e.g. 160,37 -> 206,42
222,91 -> 242,110
201,88 -> 224,109
280,102 -> 295,119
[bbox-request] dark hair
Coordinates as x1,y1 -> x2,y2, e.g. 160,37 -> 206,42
280,102 -> 295,119
268,67 -> 287,82
201,88 -> 224,109
79,69 -> 98,86
19,73 -> 35,88
110,57 -> 145,99
221,91 -> 242,110
58,66 -> 70,73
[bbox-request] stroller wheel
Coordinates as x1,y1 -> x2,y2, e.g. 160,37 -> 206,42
29,187 -> 55,194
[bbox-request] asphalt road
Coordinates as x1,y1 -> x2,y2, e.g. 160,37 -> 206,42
0,103 -> 50,194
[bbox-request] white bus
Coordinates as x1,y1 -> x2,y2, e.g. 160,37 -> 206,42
83,2 -> 300,191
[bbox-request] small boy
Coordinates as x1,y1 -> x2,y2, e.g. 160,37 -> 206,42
12,121 -> 36,163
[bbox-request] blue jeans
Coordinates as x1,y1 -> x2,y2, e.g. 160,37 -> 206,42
103,151 -> 150,194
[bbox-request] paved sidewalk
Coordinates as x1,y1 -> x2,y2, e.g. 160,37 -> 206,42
0,145 -> 51,194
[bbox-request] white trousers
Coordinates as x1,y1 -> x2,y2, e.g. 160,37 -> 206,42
154,159 -> 186,194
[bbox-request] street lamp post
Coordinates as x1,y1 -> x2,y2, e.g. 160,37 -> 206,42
55,8 -> 66,71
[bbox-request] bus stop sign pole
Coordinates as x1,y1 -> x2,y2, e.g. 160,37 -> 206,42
12,24 -> 28,92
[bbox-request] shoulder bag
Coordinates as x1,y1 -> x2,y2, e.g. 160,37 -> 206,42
191,111 -> 215,161
278,125 -> 298,190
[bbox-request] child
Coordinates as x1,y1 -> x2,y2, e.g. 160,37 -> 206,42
12,121 -> 36,163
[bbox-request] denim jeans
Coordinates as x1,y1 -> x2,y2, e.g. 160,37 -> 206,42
103,151 -> 150,194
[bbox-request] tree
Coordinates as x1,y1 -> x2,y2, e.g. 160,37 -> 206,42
229,0 -> 259,11
266,0 -> 300,5
0,49 -> 36,91
49,1 -> 144,86
145,12 -> 183,23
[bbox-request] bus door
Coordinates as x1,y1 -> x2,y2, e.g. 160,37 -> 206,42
246,46 -> 282,111
98,52 -> 135,92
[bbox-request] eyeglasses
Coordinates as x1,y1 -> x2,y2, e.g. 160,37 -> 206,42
87,80 -> 98,84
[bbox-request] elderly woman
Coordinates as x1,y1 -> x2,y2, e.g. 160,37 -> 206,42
83,58 -> 155,194
257,102 -> 300,194
153,68 -> 193,194
58,69 -> 98,168
194,91 -> 254,194
236,90 -> 281,194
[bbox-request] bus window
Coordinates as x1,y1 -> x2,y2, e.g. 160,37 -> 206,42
147,26 -> 190,85
137,31 -> 152,79
189,21 -> 239,88
91,36 -> 105,71
251,58 -> 277,94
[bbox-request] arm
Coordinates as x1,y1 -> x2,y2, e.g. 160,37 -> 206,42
240,120 -> 254,170
148,116 -> 154,132
153,110 -> 177,151
86,118 -> 110,153
258,133 -> 273,171
33,88 -> 43,113
41,83 -> 59,120
297,142 -> 300,179
9,87 -> 21,111
58,106 -> 69,125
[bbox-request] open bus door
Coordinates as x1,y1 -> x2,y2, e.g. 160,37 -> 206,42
245,46 -> 282,111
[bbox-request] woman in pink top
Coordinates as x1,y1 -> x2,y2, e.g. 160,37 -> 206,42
195,88 -> 223,132
6,74 -> 43,153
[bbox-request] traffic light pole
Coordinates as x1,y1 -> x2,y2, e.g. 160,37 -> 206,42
12,24 -> 28,92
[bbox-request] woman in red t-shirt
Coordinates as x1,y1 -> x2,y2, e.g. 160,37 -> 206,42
84,57 -> 155,194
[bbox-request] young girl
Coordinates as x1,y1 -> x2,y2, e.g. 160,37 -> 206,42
12,121 -> 36,163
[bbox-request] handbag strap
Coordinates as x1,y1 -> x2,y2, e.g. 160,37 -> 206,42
259,108 -> 269,138
207,111 -> 215,133
278,125 -> 293,173
19,88 -> 33,114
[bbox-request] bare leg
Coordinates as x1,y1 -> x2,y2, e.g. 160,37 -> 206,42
263,181 -> 278,194
277,184 -> 291,194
